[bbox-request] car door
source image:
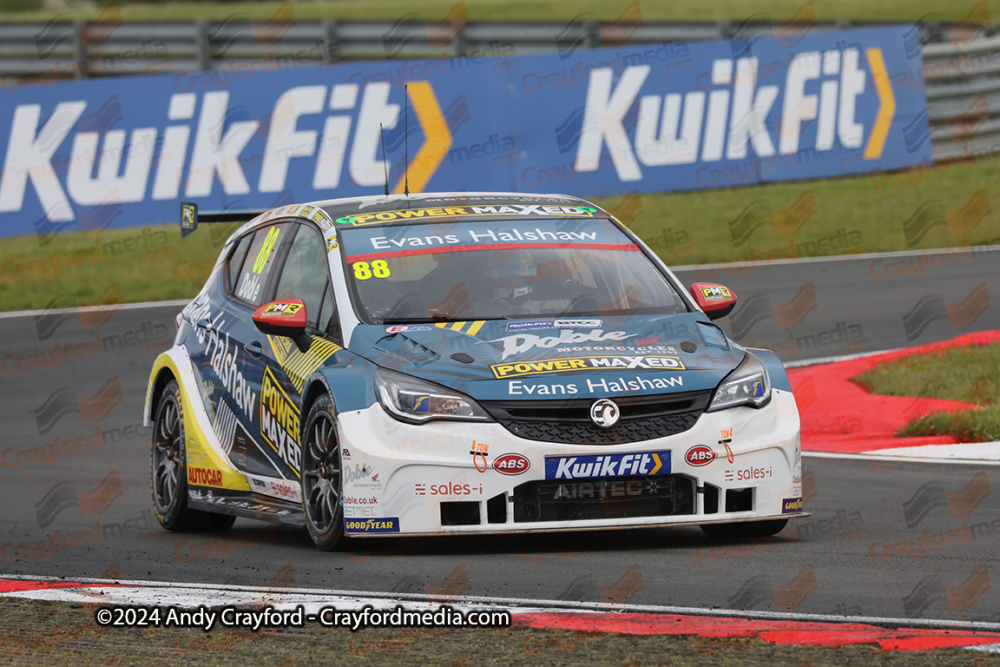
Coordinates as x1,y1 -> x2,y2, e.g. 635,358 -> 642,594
206,221 -> 293,480
185,230 -> 254,412
256,222 -> 341,497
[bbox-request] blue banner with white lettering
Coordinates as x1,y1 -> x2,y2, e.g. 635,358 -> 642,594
0,26 -> 928,237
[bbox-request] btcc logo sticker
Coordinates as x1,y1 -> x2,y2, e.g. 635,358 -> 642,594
311,208 -> 334,230
545,452 -> 670,480
345,517 -> 400,533
491,355 -> 685,379
385,325 -> 433,333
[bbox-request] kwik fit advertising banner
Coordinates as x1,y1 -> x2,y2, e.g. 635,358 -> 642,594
0,26 -> 928,237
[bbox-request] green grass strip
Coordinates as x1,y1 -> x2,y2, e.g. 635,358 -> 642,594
855,344 -> 1000,441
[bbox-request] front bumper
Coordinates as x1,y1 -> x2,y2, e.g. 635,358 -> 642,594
338,388 -> 802,536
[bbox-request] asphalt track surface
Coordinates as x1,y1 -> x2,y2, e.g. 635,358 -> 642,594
1,248 -> 999,623
677,245 -> 1000,362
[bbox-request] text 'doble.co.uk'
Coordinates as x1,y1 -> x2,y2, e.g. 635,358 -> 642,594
94,605 -> 512,632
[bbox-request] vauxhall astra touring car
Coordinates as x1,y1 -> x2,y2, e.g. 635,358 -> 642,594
144,192 -> 804,550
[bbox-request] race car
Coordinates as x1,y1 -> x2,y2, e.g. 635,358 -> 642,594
144,192 -> 804,550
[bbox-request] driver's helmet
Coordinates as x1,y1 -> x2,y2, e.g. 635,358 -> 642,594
486,257 -> 537,300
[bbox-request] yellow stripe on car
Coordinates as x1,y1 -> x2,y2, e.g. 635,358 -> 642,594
148,352 -> 249,492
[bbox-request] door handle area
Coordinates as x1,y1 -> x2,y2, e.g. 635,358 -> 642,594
244,341 -> 263,358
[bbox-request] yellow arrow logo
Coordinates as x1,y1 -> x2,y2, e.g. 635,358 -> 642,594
863,47 -> 895,160
650,453 -> 662,475
393,82 -> 453,194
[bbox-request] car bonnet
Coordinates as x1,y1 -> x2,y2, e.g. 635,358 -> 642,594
348,313 -> 744,401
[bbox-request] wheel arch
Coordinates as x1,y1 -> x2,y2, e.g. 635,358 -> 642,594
300,372 -> 335,442
144,351 -> 186,427
148,367 -> 176,422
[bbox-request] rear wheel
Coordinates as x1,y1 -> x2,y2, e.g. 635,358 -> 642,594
700,519 -> 788,539
301,394 -> 347,551
151,379 -> 236,533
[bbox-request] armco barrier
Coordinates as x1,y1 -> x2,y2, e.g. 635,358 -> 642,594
0,26 -> 930,236
0,19 -> 905,79
923,33 -> 1000,160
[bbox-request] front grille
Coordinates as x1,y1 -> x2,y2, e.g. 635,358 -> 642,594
482,390 -> 711,445
513,474 -> 696,523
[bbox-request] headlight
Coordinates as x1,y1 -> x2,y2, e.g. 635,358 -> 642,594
374,368 -> 492,424
707,352 -> 771,411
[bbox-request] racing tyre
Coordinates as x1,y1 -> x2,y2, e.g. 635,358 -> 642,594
151,379 -> 236,533
699,519 -> 788,540
301,394 -> 348,551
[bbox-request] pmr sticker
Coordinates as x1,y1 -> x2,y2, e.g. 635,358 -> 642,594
701,286 -> 732,301
262,302 -> 302,318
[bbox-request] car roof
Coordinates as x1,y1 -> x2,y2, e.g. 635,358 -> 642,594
316,191 -> 600,217
233,192 -> 611,244
318,192 -> 611,228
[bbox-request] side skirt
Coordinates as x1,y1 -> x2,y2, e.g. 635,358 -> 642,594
188,488 -> 306,527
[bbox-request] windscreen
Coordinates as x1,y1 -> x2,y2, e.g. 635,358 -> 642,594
339,218 -> 688,324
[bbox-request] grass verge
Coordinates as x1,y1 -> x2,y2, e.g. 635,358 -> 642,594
854,344 -> 1000,441
0,596 -> 994,666
1,0 -> 999,22
2,151 -> 999,313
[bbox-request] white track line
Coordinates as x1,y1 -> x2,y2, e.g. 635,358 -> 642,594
4,575 -> 1000,633
0,299 -> 190,320
865,442 -> 1000,461
784,347 -> 905,368
967,644 -> 1000,653
804,450 -> 1000,465
672,243 -> 1000,272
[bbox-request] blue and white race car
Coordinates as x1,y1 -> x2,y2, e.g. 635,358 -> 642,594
145,192 -> 804,550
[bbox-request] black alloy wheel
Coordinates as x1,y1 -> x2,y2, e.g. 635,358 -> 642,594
301,394 -> 347,550
151,379 -> 235,532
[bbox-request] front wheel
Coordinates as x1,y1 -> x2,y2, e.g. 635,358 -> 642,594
151,379 -> 235,533
301,394 -> 347,551
700,519 -> 788,539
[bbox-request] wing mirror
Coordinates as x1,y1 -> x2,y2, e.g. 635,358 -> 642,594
689,283 -> 737,320
252,299 -> 311,352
